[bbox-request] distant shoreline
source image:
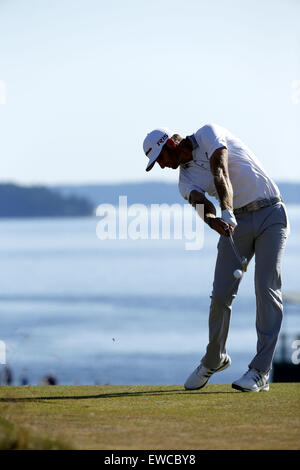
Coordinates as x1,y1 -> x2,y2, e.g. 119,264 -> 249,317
0,181 -> 299,218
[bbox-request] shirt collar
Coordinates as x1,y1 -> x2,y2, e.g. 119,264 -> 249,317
186,134 -> 198,151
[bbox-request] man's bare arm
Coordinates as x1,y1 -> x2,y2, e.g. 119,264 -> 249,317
209,147 -> 237,230
189,189 -> 231,236
209,147 -> 233,211
189,190 -> 215,221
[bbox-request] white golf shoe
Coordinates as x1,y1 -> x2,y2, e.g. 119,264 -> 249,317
232,368 -> 269,392
184,355 -> 231,390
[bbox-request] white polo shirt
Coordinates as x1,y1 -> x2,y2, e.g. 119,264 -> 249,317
178,123 -> 280,209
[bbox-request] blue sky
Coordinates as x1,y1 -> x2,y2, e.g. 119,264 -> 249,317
0,0 -> 299,184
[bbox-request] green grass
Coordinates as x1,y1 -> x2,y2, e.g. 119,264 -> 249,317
0,383 -> 299,450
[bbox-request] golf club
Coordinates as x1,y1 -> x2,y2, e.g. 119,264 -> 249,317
225,228 -> 248,273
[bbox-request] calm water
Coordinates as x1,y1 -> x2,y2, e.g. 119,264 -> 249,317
0,205 -> 299,386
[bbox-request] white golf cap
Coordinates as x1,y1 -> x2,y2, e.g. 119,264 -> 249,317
143,128 -> 174,172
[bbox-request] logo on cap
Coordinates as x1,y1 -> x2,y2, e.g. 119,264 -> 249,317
157,134 -> 168,146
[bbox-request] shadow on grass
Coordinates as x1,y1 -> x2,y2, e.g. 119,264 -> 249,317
0,387 -> 237,403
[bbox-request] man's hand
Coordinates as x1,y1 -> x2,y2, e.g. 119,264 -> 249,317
208,217 -> 233,236
188,189 -> 233,236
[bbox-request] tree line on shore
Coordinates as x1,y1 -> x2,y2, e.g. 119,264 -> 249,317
0,183 -> 93,218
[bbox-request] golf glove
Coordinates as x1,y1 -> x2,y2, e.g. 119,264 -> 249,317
221,209 -> 237,228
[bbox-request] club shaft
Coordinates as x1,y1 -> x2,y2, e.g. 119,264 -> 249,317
225,228 -> 244,269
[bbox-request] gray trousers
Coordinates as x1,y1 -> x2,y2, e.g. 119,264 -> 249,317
201,201 -> 289,373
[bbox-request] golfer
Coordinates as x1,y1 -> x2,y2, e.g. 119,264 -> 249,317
143,124 -> 289,392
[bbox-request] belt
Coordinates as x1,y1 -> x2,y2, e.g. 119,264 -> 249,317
233,196 -> 282,215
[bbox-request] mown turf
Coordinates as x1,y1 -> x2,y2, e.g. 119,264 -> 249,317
0,383 -> 299,450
